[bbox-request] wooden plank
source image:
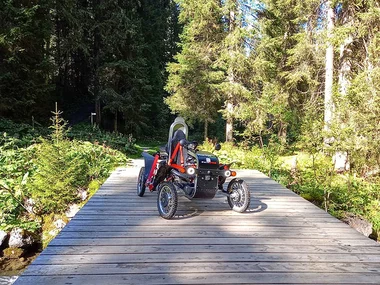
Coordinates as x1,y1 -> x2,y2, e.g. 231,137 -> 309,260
56,230 -> 366,240
62,224 -> 361,234
65,219 -> 350,228
75,209 -> 334,218
88,195 -> 308,201
41,244 -> 380,255
22,261 -> 380,275
82,203 -> 327,211
47,237 -> 377,247
72,215 -> 343,224
29,251 -> 380,265
79,205 -> 329,214
14,272 -> 380,285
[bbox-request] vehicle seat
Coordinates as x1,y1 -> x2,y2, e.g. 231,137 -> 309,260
166,129 -> 187,165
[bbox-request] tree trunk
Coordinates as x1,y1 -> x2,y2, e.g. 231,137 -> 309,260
335,36 -> 353,171
277,121 -> 287,145
204,120 -> 208,141
114,112 -> 118,133
338,37 -> 352,96
225,101 -> 234,142
55,7 -> 64,105
324,1 -> 335,142
95,99 -> 101,126
363,39 -> 376,96
225,7 -> 235,143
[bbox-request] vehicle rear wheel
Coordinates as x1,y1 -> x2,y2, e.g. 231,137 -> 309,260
227,179 -> 250,213
137,167 -> 146,197
157,182 -> 178,219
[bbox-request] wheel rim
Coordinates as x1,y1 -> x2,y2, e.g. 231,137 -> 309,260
159,186 -> 173,215
230,183 -> 246,208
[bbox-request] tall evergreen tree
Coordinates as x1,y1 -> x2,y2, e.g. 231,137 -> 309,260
327,0 -> 380,173
96,0 -> 150,134
139,0 -> 179,134
54,0 -> 92,117
165,0 -> 225,139
218,0 -> 257,142
0,0 -> 54,120
233,0 -> 324,145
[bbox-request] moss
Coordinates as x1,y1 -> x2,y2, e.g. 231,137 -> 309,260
88,179 -> 103,196
3,247 -> 24,259
41,213 -> 69,249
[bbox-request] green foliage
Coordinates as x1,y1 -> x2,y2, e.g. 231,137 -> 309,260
68,123 -> 140,156
199,140 -> 280,174
71,141 -> 127,181
41,213 -> 69,249
0,134 -> 37,231
28,111 -> 127,214
0,118 -> 48,148
1,115 -> 127,234
200,140 -> 380,239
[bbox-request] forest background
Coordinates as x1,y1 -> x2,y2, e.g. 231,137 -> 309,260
0,0 -> 379,262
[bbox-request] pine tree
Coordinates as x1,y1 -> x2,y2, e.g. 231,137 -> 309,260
0,0 -> 54,120
139,0 -> 179,135
165,0 -> 225,139
234,0 -> 324,145
96,0 -> 151,134
218,0 -> 258,142
29,106 -> 79,214
327,0 -> 380,174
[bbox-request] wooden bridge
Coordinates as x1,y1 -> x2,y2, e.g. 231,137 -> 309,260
15,167 -> 380,284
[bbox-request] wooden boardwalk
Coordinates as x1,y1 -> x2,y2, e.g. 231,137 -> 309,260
15,167 -> 380,284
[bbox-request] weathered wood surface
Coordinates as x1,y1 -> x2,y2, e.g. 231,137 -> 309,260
15,167 -> 380,284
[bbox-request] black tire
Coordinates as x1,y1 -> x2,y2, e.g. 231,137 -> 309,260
157,182 -> 178,219
137,167 -> 146,197
227,179 -> 251,213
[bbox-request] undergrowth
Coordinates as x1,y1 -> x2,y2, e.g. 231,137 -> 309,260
200,140 -> 380,240
0,111 -> 127,246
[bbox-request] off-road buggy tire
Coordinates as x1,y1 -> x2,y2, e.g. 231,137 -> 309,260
157,182 -> 178,219
227,178 -> 251,213
137,167 -> 146,197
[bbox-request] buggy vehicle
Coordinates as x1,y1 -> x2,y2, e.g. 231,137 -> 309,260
137,117 -> 251,219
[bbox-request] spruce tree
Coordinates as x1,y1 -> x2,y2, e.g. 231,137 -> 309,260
235,0 -> 325,144
165,0 -> 225,139
0,0 -> 54,120
327,0 -> 380,174
96,0 -> 151,135
219,0 -> 255,142
29,106 -> 79,214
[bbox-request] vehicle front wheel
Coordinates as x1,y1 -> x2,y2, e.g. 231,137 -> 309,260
137,167 -> 146,197
157,182 -> 178,219
227,179 -> 251,213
